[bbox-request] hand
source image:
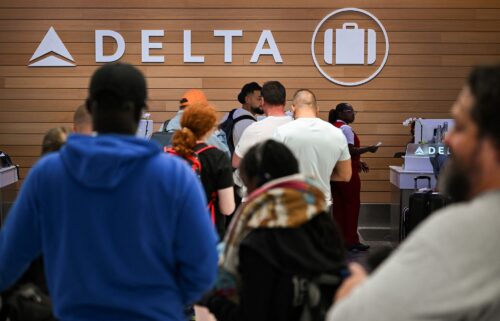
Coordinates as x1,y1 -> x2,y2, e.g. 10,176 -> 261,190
360,161 -> 369,173
367,145 -> 379,153
334,263 -> 367,303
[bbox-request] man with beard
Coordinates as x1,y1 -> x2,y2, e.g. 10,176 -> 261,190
219,82 -> 263,154
326,64 -> 500,321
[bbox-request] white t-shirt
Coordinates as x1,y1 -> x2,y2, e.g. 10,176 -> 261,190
234,115 -> 293,158
327,190 -> 500,321
219,108 -> 256,147
273,117 -> 350,204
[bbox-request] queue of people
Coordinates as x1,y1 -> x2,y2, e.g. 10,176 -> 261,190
0,62 -> 499,321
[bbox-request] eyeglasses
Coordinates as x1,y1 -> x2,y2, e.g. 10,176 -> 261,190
344,110 -> 358,115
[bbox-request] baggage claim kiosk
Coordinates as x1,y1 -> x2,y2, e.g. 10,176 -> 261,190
389,119 -> 453,245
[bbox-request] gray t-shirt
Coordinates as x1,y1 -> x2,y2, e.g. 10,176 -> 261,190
327,190 -> 500,321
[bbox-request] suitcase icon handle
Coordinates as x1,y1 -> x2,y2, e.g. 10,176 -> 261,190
342,23 -> 359,29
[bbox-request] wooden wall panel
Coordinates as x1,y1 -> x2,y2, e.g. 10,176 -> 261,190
1,0 -> 499,203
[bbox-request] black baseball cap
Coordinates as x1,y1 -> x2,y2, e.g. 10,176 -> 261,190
88,63 -> 147,109
237,82 -> 262,104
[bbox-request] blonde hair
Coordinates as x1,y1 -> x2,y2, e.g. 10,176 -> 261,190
41,127 -> 71,155
172,103 -> 217,157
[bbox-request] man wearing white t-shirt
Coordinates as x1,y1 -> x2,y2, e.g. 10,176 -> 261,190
273,89 -> 352,204
232,81 -> 292,168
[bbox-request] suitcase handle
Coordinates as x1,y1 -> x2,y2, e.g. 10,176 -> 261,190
400,207 -> 409,241
343,23 -> 359,29
414,175 -> 431,189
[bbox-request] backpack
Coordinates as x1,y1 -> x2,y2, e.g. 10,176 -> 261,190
150,120 -> 176,149
218,109 -> 255,155
165,145 -> 219,225
292,273 -> 342,321
3,283 -> 55,321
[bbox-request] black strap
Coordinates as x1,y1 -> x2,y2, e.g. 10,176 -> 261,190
233,114 -> 256,124
162,119 -> 171,132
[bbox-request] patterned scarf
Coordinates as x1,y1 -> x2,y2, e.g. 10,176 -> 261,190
214,174 -> 327,303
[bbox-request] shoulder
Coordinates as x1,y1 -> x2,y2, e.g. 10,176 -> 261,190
234,108 -> 254,118
28,153 -> 62,180
409,192 -> 500,254
241,120 -> 260,135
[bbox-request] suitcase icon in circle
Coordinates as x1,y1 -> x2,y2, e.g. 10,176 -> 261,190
324,23 -> 376,65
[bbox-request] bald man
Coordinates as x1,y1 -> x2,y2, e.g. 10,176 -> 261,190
73,104 -> 93,135
273,89 -> 351,204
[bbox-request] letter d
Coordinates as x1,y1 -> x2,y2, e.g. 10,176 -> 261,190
96,30 -> 125,63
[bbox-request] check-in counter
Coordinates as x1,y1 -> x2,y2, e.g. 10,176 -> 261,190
0,165 -> 19,226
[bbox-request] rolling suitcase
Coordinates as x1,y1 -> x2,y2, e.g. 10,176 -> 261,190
401,176 -> 449,240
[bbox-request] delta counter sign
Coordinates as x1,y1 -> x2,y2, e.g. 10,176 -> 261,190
27,8 -> 389,87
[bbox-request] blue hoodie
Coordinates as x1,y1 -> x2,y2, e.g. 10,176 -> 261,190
0,134 -> 218,321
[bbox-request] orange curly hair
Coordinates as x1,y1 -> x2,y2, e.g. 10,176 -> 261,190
172,103 -> 217,158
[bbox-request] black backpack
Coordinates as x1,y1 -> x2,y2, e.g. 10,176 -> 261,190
218,109 -> 255,155
165,145 -> 219,227
150,120 -> 176,149
293,274 -> 342,321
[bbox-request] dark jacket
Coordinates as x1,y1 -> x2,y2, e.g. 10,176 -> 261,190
206,213 -> 346,321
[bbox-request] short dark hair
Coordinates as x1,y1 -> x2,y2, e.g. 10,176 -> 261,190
262,81 -> 286,106
86,63 -> 147,134
238,82 -> 262,104
240,140 -> 299,188
468,64 -> 500,148
88,63 -> 147,112
328,102 -> 352,124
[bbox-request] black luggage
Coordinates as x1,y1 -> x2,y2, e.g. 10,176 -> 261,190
150,120 -> 175,150
401,176 -> 449,240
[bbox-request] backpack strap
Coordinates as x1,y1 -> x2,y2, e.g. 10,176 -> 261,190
161,119 -> 171,132
195,145 -> 217,155
232,114 -> 255,124
165,147 -> 202,173
207,191 -> 218,225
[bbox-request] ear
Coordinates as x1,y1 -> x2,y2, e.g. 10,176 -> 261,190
85,99 -> 93,114
290,104 -> 296,112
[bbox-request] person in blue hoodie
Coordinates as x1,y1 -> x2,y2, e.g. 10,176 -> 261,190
0,63 -> 219,321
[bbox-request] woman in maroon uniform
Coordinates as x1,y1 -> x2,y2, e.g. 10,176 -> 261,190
329,103 -> 379,253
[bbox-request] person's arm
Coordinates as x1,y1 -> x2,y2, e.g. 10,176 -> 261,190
348,144 -> 378,156
216,152 -> 235,215
0,165 -> 42,291
232,125 -> 255,169
218,187 -> 235,215
331,159 -> 352,182
340,125 -> 378,156
232,153 -> 242,169
327,231 -> 453,321
173,167 -> 219,305
205,246 -> 278,321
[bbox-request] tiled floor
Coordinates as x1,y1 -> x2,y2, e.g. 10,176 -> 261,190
347,229 -> 396,272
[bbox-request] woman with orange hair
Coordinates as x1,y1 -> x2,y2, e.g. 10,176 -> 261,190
171,103 -> 235,238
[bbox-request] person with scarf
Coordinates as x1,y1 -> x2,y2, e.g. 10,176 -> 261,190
199,140 -> 347,321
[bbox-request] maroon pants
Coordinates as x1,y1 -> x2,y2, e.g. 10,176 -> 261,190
331,172 -> 361,247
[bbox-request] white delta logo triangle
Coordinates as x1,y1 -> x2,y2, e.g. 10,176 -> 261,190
415,146 -> 425,156
29,27 -> 75,67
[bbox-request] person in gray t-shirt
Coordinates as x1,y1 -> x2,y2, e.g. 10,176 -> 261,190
327,64 -> 500,321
